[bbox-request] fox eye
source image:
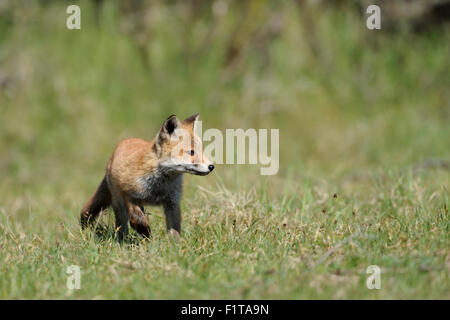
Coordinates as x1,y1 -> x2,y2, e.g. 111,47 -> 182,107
189,150 -> 195,156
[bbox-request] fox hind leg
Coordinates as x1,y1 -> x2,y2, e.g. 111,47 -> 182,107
113,199 -> 150,241
129,204 -> 151,238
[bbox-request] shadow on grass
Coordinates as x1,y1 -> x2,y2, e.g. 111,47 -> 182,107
91,223 -> 148,246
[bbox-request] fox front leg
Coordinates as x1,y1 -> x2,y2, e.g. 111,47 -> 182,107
163,201 -> 181,239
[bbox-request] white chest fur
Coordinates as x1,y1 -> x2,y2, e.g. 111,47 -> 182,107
135,171 -> 183,205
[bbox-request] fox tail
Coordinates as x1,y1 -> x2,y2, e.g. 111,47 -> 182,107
80,176 -> 111,228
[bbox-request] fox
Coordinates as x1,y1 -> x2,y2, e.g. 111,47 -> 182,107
80,114 -> 214,240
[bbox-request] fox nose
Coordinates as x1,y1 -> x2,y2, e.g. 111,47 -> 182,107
208,164 -> 215,172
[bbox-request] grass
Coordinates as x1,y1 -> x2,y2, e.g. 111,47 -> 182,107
0,1 -> 449,299
0,171 -> 448,299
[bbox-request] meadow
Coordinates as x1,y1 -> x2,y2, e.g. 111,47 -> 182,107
0,1 -> 449,299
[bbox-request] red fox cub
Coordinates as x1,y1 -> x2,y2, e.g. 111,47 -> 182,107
80,114 -> 214,240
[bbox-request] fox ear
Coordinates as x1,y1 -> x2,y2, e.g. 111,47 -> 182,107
157,114 -> 180,143
182,113 -> 199,127
163,114 -> 180,134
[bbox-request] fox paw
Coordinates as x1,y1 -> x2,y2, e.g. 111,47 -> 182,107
169,229 -> 181,241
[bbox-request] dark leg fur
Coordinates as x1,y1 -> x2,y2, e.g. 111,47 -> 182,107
163,202 -> 181,234
81,177 -> 150,241
112,198 -> 129,242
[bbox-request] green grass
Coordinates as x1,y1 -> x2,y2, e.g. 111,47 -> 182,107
0,1 -> 449,299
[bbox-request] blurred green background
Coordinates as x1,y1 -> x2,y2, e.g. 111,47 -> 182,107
1,1 -> 449,193
1,0 -> 449,192
0,0 -> 449,299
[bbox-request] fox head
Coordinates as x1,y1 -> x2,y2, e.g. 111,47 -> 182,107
154,114 -> 214,176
